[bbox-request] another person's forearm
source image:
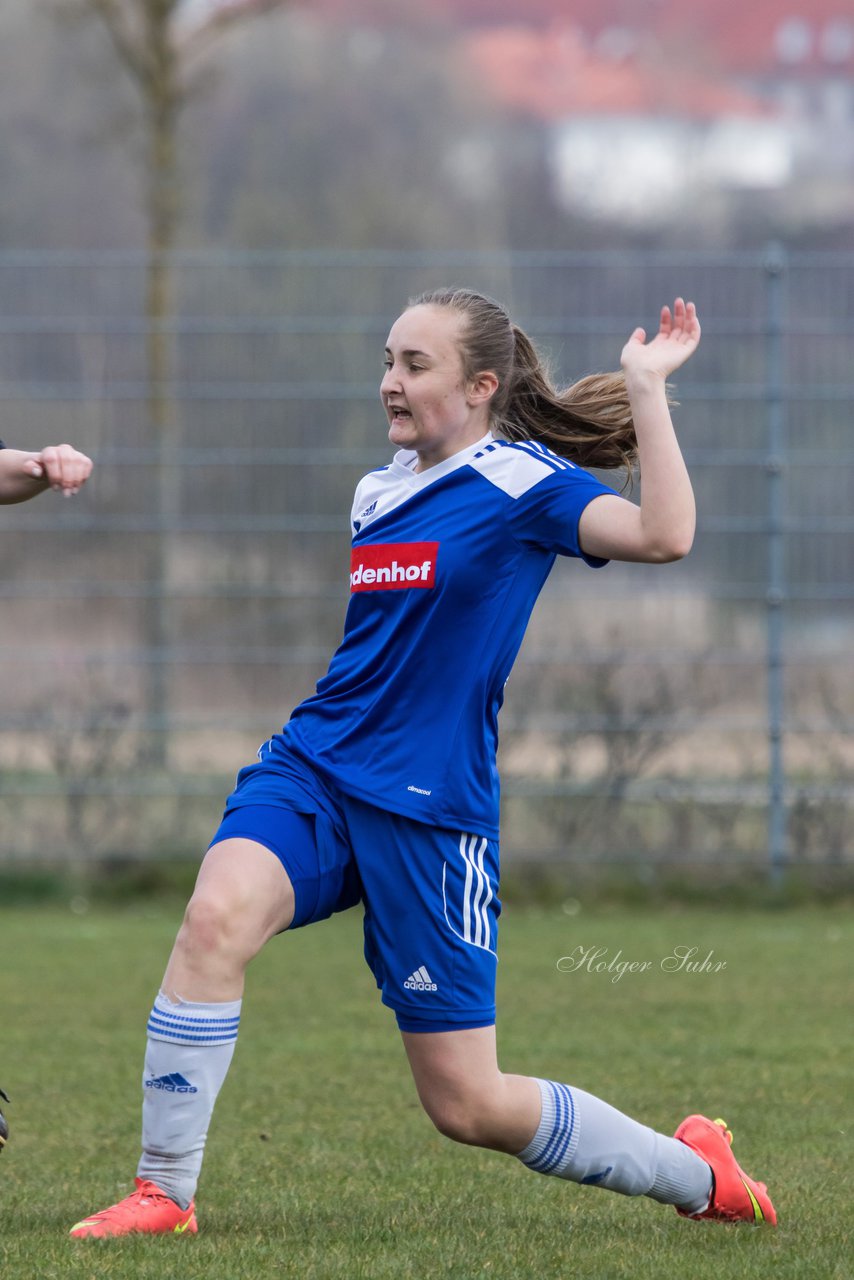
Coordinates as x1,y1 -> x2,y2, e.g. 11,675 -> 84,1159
0,451 -> 50,504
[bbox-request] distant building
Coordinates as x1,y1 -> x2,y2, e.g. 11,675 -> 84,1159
304,0 -> 854,224
464,21 -> 791,223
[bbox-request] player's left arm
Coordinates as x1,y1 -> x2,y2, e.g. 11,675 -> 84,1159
0,443 -> 93,504
578,298 -> 699,564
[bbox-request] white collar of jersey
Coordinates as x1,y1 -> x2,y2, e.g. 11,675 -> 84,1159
391,432 -> 494,487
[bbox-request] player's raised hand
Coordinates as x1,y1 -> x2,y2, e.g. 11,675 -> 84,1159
26,443 -> 93,496
620,298 -> 701,382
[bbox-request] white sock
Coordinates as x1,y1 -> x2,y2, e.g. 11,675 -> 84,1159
517,1079 -> 712,1212
136,992 -> 241,1210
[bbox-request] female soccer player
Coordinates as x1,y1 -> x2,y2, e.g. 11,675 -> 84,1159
70,291 -> 776,1239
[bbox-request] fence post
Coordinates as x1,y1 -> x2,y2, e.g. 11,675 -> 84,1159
764,242 -> 788,885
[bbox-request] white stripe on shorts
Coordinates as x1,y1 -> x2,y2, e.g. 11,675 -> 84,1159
441,832 -> 495,953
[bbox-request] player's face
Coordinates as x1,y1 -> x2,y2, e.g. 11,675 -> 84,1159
381,306 -> 488,470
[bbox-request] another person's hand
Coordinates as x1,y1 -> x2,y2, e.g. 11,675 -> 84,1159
23,443 -> 93,496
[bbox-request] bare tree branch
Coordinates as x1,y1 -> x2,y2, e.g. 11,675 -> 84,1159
84,0 -> 154,86
178,0 -> 288,65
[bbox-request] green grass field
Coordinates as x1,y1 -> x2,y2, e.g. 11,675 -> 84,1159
0,898 -> 851,1279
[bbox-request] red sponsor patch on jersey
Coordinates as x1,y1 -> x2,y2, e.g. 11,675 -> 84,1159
350,542 -> 439,592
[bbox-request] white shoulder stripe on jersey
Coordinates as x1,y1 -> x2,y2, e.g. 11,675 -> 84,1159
508,438 -> 577,471
470,439 -> 566,499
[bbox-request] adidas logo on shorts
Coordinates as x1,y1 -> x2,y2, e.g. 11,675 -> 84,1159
403,966 -> 438,993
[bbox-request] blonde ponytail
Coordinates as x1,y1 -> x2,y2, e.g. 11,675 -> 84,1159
499,327 -> 638,474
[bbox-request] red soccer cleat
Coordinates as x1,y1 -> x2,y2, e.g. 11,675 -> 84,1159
69,1177 -> 198,1239
674,1114 -> 777,1225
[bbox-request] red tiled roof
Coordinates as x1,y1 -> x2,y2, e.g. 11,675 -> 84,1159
657,0 -> 854,73
465,24 -> 772,121
308,0 -> 854,74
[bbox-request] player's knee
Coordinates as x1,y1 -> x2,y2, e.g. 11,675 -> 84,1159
176,891 -> 250,963
420,1085 -> 493,1147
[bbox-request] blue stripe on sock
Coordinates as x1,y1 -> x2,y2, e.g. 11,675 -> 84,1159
543,1083 -> 571,1173
527,1081 -> 564,1173
148,1014 -> 240,1031
147,1006 -> 240,1044
146,1025 -> 238,1044
526,1082 -> 577,1175
150,1007 -> 240,1028
148,1014 -> 240,1032
544,1084 -> 576,1173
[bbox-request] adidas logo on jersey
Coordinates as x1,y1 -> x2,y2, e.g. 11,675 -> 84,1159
353,500 -> 378,532
403,966 -> 438,993
144,1072 -> 198,1094
350,542 -> 439,592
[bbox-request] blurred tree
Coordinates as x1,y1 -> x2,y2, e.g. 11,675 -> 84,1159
181,9 -> 503,250
50,0 -> 290,766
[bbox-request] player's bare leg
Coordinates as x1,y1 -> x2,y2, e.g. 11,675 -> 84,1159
162,837 -> 297,1001
71,840 -> 295,1239
403,1026 -> 540,1152
402,1026 -> 715,1214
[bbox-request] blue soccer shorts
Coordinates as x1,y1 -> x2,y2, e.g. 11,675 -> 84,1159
209,743 -> 501,1033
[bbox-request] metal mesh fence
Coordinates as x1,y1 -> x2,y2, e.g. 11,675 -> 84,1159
0,248 -> 851,879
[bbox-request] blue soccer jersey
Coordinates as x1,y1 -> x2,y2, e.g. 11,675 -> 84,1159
280,431 -> 616,838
